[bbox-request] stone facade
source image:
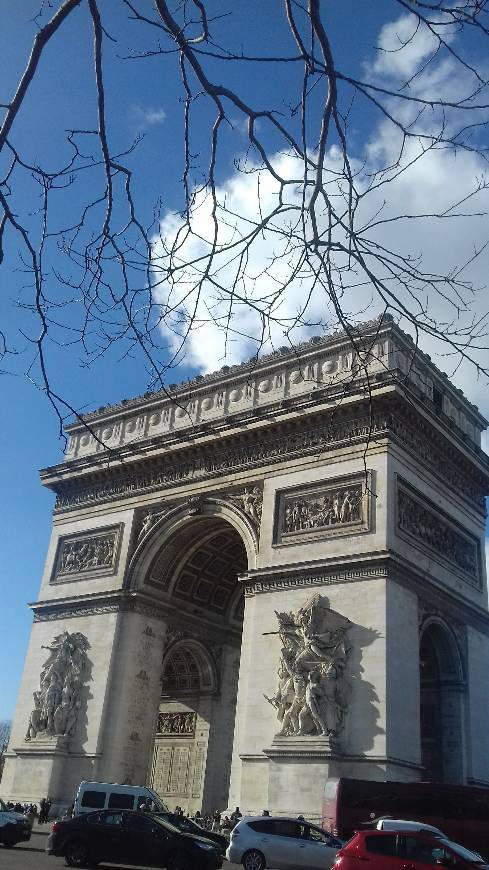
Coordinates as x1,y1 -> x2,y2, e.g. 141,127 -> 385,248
3,316 -> 489,819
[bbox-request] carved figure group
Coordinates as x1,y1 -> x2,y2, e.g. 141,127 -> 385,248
157,711 -> 196,735
264,595 -> 350,740
239,486 -> 263,525
137,507 -> 169,543
283,485 -> 362,534
59,535 -> 114,573
26,632 -> 89,741
398,489 -> 477,578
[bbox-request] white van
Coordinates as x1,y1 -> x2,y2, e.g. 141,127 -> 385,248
73,781 -> 168,816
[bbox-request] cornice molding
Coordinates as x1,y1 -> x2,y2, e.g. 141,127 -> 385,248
51,402 -> 487,514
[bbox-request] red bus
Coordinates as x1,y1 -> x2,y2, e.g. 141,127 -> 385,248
322,778 -> 489,857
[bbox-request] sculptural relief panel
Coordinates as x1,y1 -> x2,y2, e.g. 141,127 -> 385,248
396,479 -> 481,587
25,631 -> 89,741
51,524 -> 123,583
156,711 -> 197,736
274,473 -> 371,546
264,594 -> 351,745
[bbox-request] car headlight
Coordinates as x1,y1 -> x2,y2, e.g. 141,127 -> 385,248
196,842 -> 216,851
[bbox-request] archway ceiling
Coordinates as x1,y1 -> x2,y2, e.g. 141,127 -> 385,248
150,518 -> 247,619
174,528 -> 247,615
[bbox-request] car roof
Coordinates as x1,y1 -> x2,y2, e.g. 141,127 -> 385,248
242,816 -> 324,828
357,829 -> 441,839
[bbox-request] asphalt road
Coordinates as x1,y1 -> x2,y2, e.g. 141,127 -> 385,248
0,830 -> 243,870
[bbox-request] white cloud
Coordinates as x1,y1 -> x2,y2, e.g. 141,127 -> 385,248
151,11 -> 489,424
130,105 -> 166,126
369,13 -> 442,80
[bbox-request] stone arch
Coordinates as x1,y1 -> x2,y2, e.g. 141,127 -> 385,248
161,639 -> 218,696
129,499 -> 253,813
127,496 -> 257,594
419,616 -> 466,784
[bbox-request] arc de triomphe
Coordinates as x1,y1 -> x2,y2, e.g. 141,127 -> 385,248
4,315 -> 489,817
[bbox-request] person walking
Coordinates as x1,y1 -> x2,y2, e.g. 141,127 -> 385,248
230,806 -> 242,825
39,798 -> 47,824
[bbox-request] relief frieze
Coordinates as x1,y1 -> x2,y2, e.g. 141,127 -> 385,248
397,481 -> 481,586
51,524 -> 123,583
156,711 -> 196,736
53,406 -> 485,514
54,412 -> 390,511
274,474 -> 369,545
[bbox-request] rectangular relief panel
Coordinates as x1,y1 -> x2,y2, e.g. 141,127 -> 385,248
273,471 -> 371,546
50,523 -> 124,584
156,711 -> 197,737
396,478 -> 481,588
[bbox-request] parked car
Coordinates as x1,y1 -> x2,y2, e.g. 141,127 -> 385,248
73,780 -> 167,815
333,830 -> 489,868
0,799 -> 32,848
46,808 -> 223,869
373,819 -> 446,836
155,812 -> 228,854
226,815 -> 342,870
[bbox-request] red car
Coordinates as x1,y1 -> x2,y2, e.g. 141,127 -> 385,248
334,830 -> 489,869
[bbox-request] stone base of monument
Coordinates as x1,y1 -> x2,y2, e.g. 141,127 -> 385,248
265,734 -> 337,758
21,735 -> 71,753
262,735 -> 339,819
3,737 -> 92,818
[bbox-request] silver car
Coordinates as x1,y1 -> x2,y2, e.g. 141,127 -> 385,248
226,815 -> 342,870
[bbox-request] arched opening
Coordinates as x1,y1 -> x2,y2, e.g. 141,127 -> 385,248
142,513 -> 249,814
420,620 -> 465,784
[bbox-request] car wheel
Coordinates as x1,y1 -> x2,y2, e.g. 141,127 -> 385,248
242,848 -> 266,870
64,838 -> 90,868
168,850 -> 192,870
2,836 -> 17,849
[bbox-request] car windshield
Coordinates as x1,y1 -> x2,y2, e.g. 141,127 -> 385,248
146,789 -> 167,811
441,840 -> 485,862
149,815 -> 182,836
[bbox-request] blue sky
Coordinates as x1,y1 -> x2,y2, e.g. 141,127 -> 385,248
1,1 -> 488,721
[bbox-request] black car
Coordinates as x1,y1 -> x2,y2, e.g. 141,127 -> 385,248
155,813 -> 228,855
46,809 -> 223,869
0,799 -> 32,848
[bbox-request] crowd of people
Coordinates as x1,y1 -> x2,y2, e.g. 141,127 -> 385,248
176,805 -> 272,833
4,795 -> 53,825
4,796 -> 272,833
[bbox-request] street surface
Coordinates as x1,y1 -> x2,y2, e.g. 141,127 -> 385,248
1,830 -> 243,870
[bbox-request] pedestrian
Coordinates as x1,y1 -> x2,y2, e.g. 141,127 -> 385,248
212,809 -> 221,832
222,815 -> 233,831
230,806 -> 242,825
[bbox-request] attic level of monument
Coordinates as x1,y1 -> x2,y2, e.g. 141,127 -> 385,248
58,317 -> 486,466
43,393 -> 488,516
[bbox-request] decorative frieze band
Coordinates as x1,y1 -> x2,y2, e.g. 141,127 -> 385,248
50,525 -> 123,584
397,480 -> 481,587
245,565 -> 389,596
274,472 -> 370,546
53,406 -> 486,514
54,412 -> 390,511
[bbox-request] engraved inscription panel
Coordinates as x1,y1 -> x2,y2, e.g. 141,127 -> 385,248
51,525 -> 123,583
397,480 -> 481,586
274,473 -> 371,545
